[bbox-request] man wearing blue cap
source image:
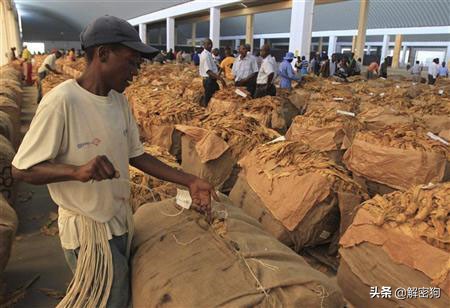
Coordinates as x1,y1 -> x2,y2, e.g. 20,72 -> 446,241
12,15 -> 217,307
278,52 -> 301,90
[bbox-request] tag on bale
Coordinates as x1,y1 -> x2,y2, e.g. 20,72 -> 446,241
235,88 -> 247,98
427,132 -> 449,146
336,110 -> 356,117
333,97 -> 344,101
438,89 -> 444,95
176,189 -> 192,209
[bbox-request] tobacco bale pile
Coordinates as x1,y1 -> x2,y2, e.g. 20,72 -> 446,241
129,144 -> 180,212
124,64 -> 205,154
176,113 -> 279,191
41,73 -> 71,95
410,94 -> 450,134
0,111 -> 13,143
241,96 -> 298,134
0,194 -> 18,282
343,124 -> 448,196
132,196 -> 345,307
338,183 -> 450,308
286,107 -> 363,162
357,106 -> 414,130
62,58 -> 86,78
230,140 -> 367,252
0,136 -> 16,204
182,77 -> 204,105
207,87 -> 251,113
0,97 -> 20,149
0,65 -> 22,147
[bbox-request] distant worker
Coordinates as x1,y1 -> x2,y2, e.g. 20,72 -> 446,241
354,58 -> 362,75
410,60 -> 423,82
278,52 -> 300,90
166,48 -> 175,61
212,48 -> 221,67
37,50 -> 63,101
319,55 -> 330,78
192,48 -> 200,66
428,58 -> 439,85
438,61 -> 448,78
6,47 -> 16,63
219,47 -> 235,81
335,57 -> 349,80
199,38 -> 225,106
176,50 -> 184,64
21,45 -> 32,85
300,56 -> 309,75
379,57 -> 388,78
255,44 -> 276,98
367,60 -> 379,79
68,48 -> 76,61
232,44 -> 258,97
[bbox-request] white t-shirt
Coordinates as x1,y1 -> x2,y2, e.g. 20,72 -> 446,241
428,63 -> 439,78
12,79 -> 144,249
38,54 -> 57,74
232,55 -> 258,82
199,49 -> 218,77
257,55 -> 276,85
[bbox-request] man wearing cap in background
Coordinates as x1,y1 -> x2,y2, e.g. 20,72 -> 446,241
254,44 -> 277,98
232,44 -> 259,97
12,15 -> 217,308
278,52 -> 300,90
199,38 -> 226,106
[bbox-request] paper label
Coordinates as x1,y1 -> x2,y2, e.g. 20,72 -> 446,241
438,89 -> 444,95
235,89 -> 247,98
331,81 -> 341,85
337,110 -> 356,117
266,135 -> 286,144
333,97 -> 344,101
427,132 -> 449,145
176,188 -> 192,209
396,85 -> 400,89
380,92 -> 385,97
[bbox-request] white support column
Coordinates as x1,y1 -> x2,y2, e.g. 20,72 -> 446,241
400,44 -> 408,65
235,39 -> 240,49
166,17 -> 175,52
289,0 -> 315,57
191,22 -> 197,47
380,34 -> 390,61
210,7 -> 220,49
260,38 -> 265,48
139,23 -> 147,44
328,35 -> 337,58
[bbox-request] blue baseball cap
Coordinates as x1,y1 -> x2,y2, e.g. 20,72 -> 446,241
284,52 -> 295,60
80,15 -> 158,56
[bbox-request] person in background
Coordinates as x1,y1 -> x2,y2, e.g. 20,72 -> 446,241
410,60 -> 423,82
300,56 -> 309,75
438,61 -> 448,78
219,47 -> 235,81
212,48 -> 221,67
278,52 -> 300,90
68,48 -> 76,61
379,57 -> 388,78
182,50 -> 191,63
367,60 -> 379,79
232,44 -> 259,97
319,55 -> 330,78
166,48 -> 175,61
232,49 -> 238,58
354,58 -> 362,75
176,50 -> 184,64
348,52 -> 357,76
294,56 -> 302,74
427,58 -> 439,85
6,47 -> 16,63
152,50 -> 166,64
192,48 -> 200,66
21,45 -> 33,85
37,50 -> 63,101
335,57 -> 349,80
199,38 -> 226,106
254,44 -> 276,98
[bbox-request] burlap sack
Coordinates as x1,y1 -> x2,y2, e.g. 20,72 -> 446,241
338,186 -> 450,307
207,87 -> 251,114
288,88 -> 310,113
0,194 -> 18,276
140,124 -> 183,159
357,106 -> 414,130
0,111 -> 14,144
229,141 -> 364,252
0,136 -> 16,204
0,97 -> 19,148
343,136 -> 447,191
422,115 -> 450,134
132,197 -> 344,307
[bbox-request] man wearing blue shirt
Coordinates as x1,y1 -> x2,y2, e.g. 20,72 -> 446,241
278,52 -> 300,90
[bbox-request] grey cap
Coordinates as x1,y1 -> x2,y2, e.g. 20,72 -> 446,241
80,15 -> 158,56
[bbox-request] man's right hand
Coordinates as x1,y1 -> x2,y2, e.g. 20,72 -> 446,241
74,155 -> 118,182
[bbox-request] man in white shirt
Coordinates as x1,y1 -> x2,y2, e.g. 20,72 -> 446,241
199,38 -> 225,106
255,44 -> 277,98
232,45 -> 258,97
37,50 -> 63,102
410,60 -> 423,82
428,58 -> 439,85
12,16 -> 217,307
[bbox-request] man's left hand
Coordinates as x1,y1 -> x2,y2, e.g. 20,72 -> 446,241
188,177 -> 219,222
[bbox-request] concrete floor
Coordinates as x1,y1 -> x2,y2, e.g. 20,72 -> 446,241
2,87 -> 71,307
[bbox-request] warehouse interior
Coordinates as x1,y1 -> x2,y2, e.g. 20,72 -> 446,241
0,0 -> 449,307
